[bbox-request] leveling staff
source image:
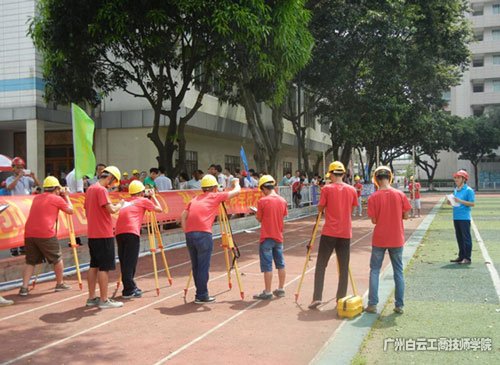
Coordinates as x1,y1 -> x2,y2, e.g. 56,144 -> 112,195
181,175 -> 241,304
115,180 -> 163,298
309,161 -> 358,309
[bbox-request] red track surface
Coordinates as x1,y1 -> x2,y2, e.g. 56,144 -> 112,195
0,195 -> 440,365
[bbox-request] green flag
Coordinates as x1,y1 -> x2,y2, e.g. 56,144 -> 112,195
71,103 -> 96,180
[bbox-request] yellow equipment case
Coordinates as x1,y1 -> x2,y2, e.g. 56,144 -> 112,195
337,266 -> 363,319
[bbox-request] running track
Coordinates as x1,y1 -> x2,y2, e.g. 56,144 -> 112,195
0,195 -> 440,365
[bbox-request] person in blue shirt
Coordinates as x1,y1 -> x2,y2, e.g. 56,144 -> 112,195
448,170 -> 475,265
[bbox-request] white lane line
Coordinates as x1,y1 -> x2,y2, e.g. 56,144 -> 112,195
153,231 -> 372,365
3,230 -> 329,365
0,224 -> 309,322
472,220 -> 500,302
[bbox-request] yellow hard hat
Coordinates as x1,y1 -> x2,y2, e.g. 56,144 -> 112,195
103,165 -> 121,181
354,175 -> 360,181
132,169 -> 139,175
258,175 -> 275,189
325,172 -> 331,180
372,166 -> 393,187
123,171 -> 129,176
43,176 -> 61,189
410,175 -> 414,180
200,174 -> 218,188
328,161 -> 346,174
129,180 -> 145,195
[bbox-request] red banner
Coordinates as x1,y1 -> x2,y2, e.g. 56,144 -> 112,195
0,189 -> 261,250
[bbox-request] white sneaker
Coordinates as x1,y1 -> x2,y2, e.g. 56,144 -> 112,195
0,296 -> 14,306
98,298 -> 123,309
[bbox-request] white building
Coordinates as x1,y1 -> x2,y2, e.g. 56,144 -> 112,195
0,0 -> 331,181
440,0 -> 500,189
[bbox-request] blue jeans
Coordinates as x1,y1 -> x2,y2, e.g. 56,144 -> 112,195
368,246 -> 404,308
185,232 -> 213,300
259,239 -> 285,272
453,220 -> 472,261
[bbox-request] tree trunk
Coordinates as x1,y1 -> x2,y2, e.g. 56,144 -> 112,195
147,106 -> 168,172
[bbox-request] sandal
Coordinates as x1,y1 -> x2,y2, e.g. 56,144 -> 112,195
308,300 -> 322,309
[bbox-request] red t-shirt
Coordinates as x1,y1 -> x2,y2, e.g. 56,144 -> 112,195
319,183 -> 358,239
408,182 -> 421,199
354,182 -> 363,198
257,194 -> 288,243
25,193 -> 69,238
120,178 -> 130,192
84,183 -> 114,238
115,197 -> 156,236
367,188 -> 412,247
184,192 -> 229,233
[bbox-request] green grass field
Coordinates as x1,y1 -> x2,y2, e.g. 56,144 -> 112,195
352,196 -> 500,365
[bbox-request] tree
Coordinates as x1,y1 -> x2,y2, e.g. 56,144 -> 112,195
452,110 -> 500,190
412,111 -> 458,190
302,0 -> 471,170
214,1 -> 313,176
30,0 -> 277,177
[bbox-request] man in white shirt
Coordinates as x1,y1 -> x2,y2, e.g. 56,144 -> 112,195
65,169 -> 84,193
188,170 -> 203,189
155,167 -> 173,192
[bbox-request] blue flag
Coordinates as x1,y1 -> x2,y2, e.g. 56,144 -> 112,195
240,146 -> 251,182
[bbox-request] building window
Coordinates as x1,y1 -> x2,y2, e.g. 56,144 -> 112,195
473,83 -> 484,93
493,29 -> 500,40
442,90 -> 451,102
283,161 -> 292,176
472,106 -> 484,117
176,150 -> 198,176
493,4 -> 500,14
472,6 -> 483,16
224,155 -> 240,174
493,80 -> 500,92
472,57 -> 484,67
493,55 -> 500,65
473,32 -> 483,41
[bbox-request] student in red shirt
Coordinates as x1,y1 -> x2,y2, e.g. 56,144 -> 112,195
408,176 -> 421,217
115,180 -> 163,298
365,166 -> 411,315
19,176 -> 73,296
84,166 -> 124,309
252,175 -> 288,300
353,175 -> 363,217
309,161 -> 358,309
181,175 -> 241,304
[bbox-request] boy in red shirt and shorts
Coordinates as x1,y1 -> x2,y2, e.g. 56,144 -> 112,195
309,161 -> 358,309
115,180 -> 163,298
19,176 -> 73,296
84,166 -> 124,309
181,175 -> 241,304
366,166 -> 411,314
253,175 -> 288,300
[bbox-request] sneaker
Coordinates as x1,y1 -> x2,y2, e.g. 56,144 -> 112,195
98,298 -> 124,309
194,296 -> 216,304
458,259 -> 471,265
308,300 -> 322,309
393,307 -> 404,314
450,257 -> 462,263
123,289 -> 142,299
364,305 -> 377,313
18,287 -> 29,296
273,288 -> 285,298
0,296 -> 14,306
55,283 -> 71,292
253,291 -> 273,300
85,297 -> 100,307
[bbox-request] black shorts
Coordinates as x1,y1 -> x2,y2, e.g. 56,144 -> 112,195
88,238 -> 116,271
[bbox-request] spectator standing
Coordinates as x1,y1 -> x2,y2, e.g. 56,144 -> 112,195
353,176 -> 363,217
155,167 -> 173,191
365,166 -> 411,314
65,169 -> 84,193
144,168 -> 159,190
279,172 -> 293,187
408,176 -> 421,217
188,170 -> 203,189
87,163 -> 106,186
